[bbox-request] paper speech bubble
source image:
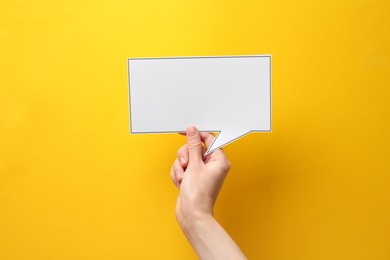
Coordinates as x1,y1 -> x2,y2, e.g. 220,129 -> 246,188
128,55 -> 271,155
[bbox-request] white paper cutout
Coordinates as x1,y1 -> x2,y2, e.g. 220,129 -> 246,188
128,55 -> 271,154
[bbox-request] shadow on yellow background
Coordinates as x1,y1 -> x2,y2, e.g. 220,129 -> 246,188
1,0 -> 389,259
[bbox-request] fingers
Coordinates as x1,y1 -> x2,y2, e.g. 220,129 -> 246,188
199,132 -> 215,149
178,140 -> 208,164
180,127 -> 226,165
199,131 -> 227,161
170,158 -> 184,188
186,125 -> 203,165
181,129 -> 225,161
177,144 -> 189,168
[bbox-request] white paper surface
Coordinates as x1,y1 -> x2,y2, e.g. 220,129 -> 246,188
128,55 -> 271,154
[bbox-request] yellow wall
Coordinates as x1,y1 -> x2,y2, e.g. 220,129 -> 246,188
1,1 -> 389,259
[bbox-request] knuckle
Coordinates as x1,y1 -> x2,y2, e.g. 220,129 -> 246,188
177,175 -> 183,183
224,159 -> 231,171
173,158 -> 179,166
172,164 -> 180,173
175,172 -> 183,184
176,145 -> 185,157
170,171 -> 175,182
187,141 -> 202,150
170,172 -> 179,187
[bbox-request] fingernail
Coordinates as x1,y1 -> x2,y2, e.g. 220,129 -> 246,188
179,157 -> 186,165
187,126 -> 197,137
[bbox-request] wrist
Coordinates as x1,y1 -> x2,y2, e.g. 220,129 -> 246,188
176,209 -> 215,233
176,211 -> 247,260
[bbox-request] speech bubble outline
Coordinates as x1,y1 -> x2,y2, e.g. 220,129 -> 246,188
128,55 -> 272,155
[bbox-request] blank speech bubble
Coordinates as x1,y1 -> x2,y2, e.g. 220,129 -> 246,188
128,55 -> 271,155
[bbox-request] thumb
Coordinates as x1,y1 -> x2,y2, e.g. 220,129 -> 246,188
186,125 -> 203,165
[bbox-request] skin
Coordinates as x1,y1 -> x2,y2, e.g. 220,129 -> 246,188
170,125 -> 247,260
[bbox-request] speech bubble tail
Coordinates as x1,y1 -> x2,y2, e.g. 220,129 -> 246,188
205,129 -> 251,156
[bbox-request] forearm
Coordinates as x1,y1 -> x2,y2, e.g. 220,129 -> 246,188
178,213 -> 247,260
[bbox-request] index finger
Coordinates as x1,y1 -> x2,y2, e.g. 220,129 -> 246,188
199,132 -> 215,149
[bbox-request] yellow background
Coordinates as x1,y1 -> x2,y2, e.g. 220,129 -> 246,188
1,0 -> 389,259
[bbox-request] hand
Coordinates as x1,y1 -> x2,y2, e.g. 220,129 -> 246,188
170,126 -> 246,260
171,125 -> 231,225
